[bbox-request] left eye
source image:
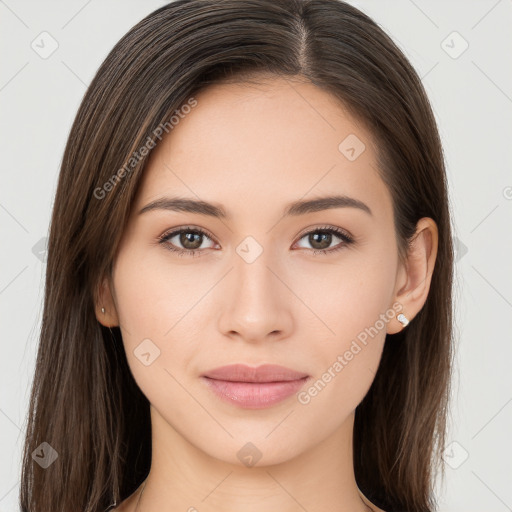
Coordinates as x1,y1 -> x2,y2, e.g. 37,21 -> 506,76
294,227 -> 353,253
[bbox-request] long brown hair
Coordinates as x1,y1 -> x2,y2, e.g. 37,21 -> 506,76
20,1 -> 454,511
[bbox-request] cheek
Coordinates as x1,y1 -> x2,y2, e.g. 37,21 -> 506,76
112,244 -> 208,338
293,276 -> 390,435
290,247 -> 396,409
290,242 -> 397,345
111,248 -> 207,391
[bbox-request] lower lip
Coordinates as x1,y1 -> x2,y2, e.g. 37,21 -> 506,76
201,377 -> 309,409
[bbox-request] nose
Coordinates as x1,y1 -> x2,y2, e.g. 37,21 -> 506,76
217,250 -> 294,344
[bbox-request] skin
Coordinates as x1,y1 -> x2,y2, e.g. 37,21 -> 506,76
96,76 -> 438,512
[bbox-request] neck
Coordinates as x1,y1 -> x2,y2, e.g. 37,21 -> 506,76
131,406 -> 374,512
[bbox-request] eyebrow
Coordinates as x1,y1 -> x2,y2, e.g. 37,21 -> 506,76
138,194 -> 372,218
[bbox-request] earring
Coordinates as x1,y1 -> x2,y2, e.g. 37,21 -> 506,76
101,307 -> 105,314
397,313 -> 409,327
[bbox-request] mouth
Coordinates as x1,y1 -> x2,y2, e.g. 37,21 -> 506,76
201,364 -> 310,409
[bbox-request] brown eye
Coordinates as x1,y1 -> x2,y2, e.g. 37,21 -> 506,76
294,227 -> 354,255
158,227 -> 217,256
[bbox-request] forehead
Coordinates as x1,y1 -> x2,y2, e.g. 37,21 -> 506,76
133,77 -> 392,221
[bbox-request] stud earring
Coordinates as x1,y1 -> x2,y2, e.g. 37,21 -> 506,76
101,307 -> 105,314
397,313 -> 409,327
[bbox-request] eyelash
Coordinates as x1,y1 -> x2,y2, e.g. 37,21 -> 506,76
157,225 -> 354,258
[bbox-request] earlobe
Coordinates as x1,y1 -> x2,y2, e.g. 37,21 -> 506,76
94,276 -> 120,328
387,217 -> 438,334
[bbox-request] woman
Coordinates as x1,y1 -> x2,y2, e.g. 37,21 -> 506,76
20,1 -> 454,511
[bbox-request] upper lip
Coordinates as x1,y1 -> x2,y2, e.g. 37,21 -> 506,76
202,364 -> 309,383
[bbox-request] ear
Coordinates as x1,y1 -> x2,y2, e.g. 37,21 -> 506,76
387,217 -> 438,334
94,274 -> 119,328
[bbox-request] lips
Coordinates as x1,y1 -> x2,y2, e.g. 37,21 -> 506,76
201,364 -> 310,409
202,364 -> 309,383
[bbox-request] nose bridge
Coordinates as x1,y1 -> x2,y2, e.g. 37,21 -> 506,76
217,240 -> 293,341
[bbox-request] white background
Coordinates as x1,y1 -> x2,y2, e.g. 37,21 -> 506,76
1,1 -> 511,511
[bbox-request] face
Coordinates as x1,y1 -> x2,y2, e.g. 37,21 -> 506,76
104,77 -> 407,466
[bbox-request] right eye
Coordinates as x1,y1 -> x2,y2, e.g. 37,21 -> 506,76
158,226 -> 218,257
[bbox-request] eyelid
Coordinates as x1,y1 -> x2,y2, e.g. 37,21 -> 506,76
294,224 -> 354,242
158,225 -> 217,243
